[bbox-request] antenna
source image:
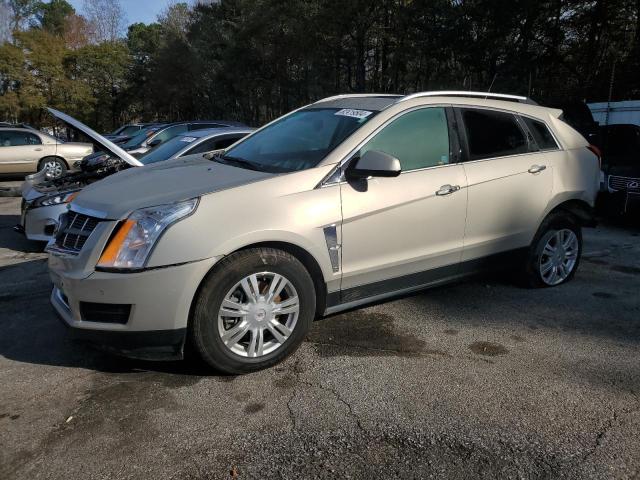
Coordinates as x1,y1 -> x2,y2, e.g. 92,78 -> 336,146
486,73 -> 497,98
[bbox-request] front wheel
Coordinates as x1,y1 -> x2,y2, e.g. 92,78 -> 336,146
522,213 -> 582,288
189,248 -> 316,374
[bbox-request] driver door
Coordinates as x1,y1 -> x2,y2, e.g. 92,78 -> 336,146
339,107 -> 468,302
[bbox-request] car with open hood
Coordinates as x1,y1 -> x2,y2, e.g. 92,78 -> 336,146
0,126 -> 93,179
47,91 -> 600,374
18,108 -> 252,241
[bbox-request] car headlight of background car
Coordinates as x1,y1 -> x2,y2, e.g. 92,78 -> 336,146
35,191 -> 80,207
97,198 -> 198,270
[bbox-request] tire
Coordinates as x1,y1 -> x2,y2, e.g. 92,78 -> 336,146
189,248 -> 316,374
522,212 -> 582,288
38,157 -> 67,180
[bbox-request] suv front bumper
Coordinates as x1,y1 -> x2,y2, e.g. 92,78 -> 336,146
50,257 -> 219,360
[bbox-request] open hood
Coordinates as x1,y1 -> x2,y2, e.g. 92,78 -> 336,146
47,108 -> 143,167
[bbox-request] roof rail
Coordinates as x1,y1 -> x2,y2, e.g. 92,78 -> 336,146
314,93 -> 401,104
398,91 -> 537,105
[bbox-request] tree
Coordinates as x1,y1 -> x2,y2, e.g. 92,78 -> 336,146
82,0 -> 126,42
63,13 -> 94,49
35,0 -> 74,36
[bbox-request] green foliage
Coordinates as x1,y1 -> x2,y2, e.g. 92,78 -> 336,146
0,0 -> 639,128
35,0 -> 74,35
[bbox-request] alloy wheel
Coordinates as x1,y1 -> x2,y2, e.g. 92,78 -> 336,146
43,160 -> 63,179
539,228 -> 579,286
217,272 -> 300,358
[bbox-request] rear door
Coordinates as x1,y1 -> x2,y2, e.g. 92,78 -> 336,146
456,107 -> 555,262
339,107 -> 468,301
0,130 -> 44,173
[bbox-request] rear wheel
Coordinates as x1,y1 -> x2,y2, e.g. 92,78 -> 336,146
189,248 -> 315,374
522,213 -> 582,288
38,157 -> 66,180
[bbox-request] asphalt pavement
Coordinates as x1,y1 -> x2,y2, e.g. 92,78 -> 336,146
0,194 -> 638,479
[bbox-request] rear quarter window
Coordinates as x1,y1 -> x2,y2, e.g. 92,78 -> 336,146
523,117 -> 559,150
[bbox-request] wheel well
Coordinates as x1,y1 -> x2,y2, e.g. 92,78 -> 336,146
235,241 -> 328,318
549,199 -> 597,227
38,156 -> 68,169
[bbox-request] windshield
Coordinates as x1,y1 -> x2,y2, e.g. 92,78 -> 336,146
140,135 -> 197,165
117,125 -> 141,137
222,108 -> 376,172
123,126 -> 159,148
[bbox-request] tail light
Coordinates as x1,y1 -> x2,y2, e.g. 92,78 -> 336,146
587,144 -> 602,168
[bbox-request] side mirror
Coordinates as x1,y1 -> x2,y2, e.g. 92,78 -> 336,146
346,150 -> 401,180
147,138 -> 162,147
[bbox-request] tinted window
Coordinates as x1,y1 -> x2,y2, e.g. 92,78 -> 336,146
0,130 -> 41,146
523,117 -> 558,150
140,135 -> 198,164
224,108 -> 375,172
215,136 -> 242,149
182,135 -> 245,156
184,138 -> 218,155
151,124 -> 188,144
123,126 -> 162,148
117,125 -> 142,137
359,107 -> 450,171
462,109 -> 528,160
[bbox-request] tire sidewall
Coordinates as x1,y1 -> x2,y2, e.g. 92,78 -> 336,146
192,249 -> 315,373
528,214 -> 582,287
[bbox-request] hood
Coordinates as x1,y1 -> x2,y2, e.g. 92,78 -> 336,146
47,108 -> 142,167
71,156 -> 275,219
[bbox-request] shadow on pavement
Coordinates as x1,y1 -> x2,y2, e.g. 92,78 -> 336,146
0,258 -> 214,379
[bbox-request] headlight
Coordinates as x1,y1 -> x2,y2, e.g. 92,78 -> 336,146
37,191 -> 80,207
97,198 -> 198,269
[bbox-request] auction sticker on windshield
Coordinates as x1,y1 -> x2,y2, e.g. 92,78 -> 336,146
180,137 -> 197,142
335,109 -> 373,119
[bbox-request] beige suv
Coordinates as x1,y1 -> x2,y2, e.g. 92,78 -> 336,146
47,92 -> 600,373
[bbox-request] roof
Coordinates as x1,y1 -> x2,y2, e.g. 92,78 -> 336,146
177,127 -> 255,139
311,91 -> 561,120
310,95 -> 402,111
158,119 -> 247,128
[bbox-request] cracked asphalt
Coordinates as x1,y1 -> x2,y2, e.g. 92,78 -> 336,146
1,193 -> 639,479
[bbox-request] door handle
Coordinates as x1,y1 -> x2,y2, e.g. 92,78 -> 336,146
436,184 -> 460,196
528,164 -> 546,174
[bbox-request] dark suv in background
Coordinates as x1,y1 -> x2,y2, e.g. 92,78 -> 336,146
599,124 -> 640,214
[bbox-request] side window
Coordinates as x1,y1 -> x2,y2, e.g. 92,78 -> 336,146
152,124 -> 188,144
522,117 -> 559,150
461,109 -> 528,160
0,130 -> 41,146
359,107 -> 450,172
183,138 -> 219,155
214,136 -> 243,149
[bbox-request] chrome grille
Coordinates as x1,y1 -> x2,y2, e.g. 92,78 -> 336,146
608,175 -> 640,192
54,211 -> 100,254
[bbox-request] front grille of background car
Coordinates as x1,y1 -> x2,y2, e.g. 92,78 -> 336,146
54,211 -> 100,253
609,175 -> 640,192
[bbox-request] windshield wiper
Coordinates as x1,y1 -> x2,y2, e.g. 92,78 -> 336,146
212,154 -> 263,172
